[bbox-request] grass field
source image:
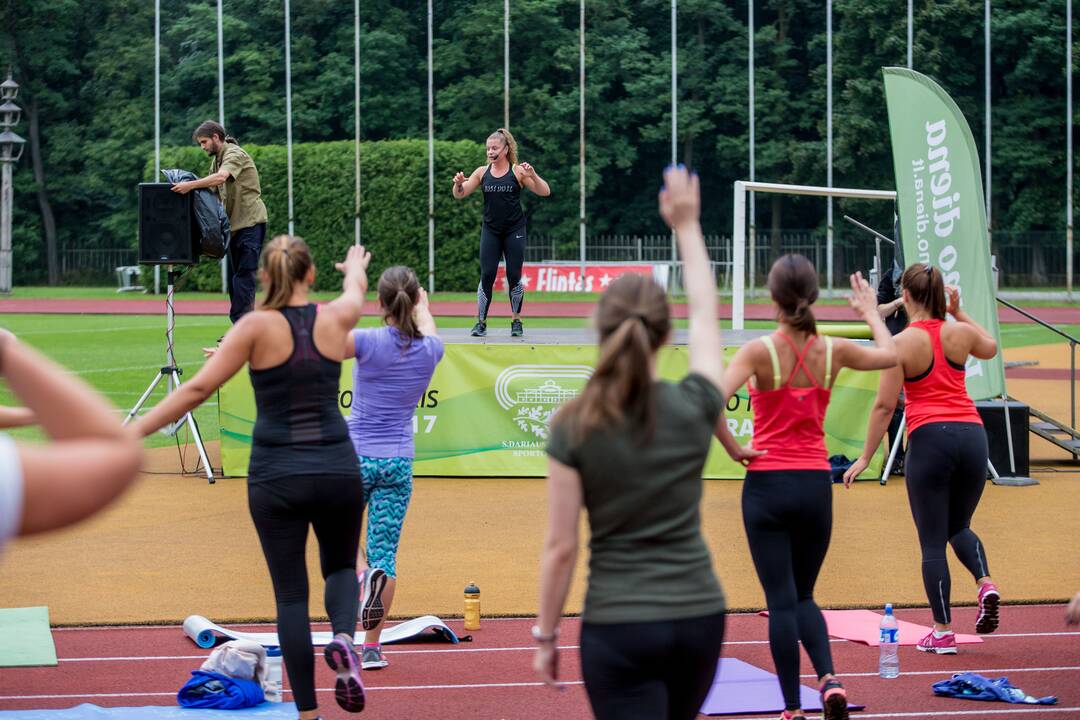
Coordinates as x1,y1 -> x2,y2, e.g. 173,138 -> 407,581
0,312 -> 1076,453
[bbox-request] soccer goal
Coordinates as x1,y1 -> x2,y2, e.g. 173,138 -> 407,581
731,181 -> 897,330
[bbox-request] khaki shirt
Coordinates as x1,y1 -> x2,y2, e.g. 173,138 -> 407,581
210,143 -> 268,231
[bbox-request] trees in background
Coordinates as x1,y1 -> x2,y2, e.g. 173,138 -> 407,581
0,0 -> 1074,285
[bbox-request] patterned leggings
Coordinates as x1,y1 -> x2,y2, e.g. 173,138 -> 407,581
359,456 -> 414,578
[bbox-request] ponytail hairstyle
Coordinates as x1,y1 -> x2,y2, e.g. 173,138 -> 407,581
489,128 -> 518,165
900,262 -> 946,320
258,235 -> 313,311
377,265 -> 423,344
768,253 -> 819,335
557,274 -> 670,444
192,120 -> 237,144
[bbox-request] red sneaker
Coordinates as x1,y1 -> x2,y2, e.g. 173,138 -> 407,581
915,630 -> 957,654
976,582 -> 1001,634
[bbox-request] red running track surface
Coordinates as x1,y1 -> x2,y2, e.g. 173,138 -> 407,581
1,605 -> 1077,719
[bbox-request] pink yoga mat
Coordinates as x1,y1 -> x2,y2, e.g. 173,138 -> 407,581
761,609 -> 982,646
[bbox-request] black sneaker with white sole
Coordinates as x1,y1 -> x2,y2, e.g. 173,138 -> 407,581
470,321 -> 487,337
511,319 -> 523,337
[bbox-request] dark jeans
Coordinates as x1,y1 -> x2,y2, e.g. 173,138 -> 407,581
228,223 -> 266,323
580,612 -> 726,720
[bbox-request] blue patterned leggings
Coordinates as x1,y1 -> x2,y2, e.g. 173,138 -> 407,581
358,456 -> 413,578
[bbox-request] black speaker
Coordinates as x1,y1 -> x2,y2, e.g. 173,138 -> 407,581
138,183 -> 198,265
974,400 -> 1029,476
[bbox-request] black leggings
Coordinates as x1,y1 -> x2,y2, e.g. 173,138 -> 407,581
477,221 -> 526,321
743,470 -> 835,711
580,611 -> 726,720
248,474 -> 364,712
905,422 -> 991,625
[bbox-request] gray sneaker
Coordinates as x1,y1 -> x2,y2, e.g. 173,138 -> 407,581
361,645 -> 389,670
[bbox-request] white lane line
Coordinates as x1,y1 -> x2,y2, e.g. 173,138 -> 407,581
801,665 -> 1080,679
720,711 -> 1080,720
59,646 -> 582,662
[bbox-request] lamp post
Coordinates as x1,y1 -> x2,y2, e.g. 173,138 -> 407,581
0,73 -> 26,294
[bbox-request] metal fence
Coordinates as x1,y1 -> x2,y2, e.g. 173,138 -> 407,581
55,231 -> 1080,290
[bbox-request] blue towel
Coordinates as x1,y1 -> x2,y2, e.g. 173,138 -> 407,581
178,670 -> 265,709
932,673 -> 1057,705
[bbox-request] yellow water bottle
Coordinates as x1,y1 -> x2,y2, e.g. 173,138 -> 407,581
464,582 -> 481,631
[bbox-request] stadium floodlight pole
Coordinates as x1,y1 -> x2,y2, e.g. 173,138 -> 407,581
907,0 -> 913,69
428,0 -> 435,293
826,0 -> 834,294
984,0 -> 991,249
154,0 -> 161,296
732,182 -> 896,330
748,0 -> 756,299
285,0 -> 295,237
355,0 -> 361,246
504,0 -> 510,131
670,0 -> 677,278
217,0 -> 227,292
1068,0 -> 1074,300
217,0 -> 224,125
579,0 -> 586,280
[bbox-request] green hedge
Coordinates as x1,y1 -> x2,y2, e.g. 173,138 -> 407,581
147,139 -> 486,292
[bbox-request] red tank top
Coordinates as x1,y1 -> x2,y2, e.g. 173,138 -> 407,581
903,319 -> 983,434
746,333 -> 832,472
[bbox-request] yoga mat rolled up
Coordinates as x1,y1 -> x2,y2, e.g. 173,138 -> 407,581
182,615 -> 220,649
818,323 -> 872,339
181,613 -> 460,648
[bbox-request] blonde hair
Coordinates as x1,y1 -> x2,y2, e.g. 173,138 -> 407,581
489,128 -> 518,165
259,235 -> 313,310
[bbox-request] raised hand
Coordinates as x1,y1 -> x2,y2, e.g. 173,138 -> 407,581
336,244 -> 372,294
847,272 -> 878,319
519,162 -> 536,178
945,285 -> 961,317
453,171 -> 467,186
658,166 -> 700,230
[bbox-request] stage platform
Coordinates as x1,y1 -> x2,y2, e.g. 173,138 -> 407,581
433,327 -> 770,346
217,326 -> 885,479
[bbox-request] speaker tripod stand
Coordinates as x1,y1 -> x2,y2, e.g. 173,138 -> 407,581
124,266 -> 215,483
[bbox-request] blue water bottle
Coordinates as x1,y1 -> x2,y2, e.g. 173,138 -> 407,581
878,604 -> 900,678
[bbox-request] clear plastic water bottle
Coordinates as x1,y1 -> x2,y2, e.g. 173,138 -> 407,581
264,646 -> 283,702
879,604 -> 900,679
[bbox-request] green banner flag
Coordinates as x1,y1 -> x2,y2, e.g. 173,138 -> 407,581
220,343 -> 886,479
883,67 -> 1004,400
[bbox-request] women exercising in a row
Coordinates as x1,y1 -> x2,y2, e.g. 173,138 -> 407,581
845,263 -> 1001,653
715,256 -> 897,720
453,128 -> 550,338
135,237 -> 372,719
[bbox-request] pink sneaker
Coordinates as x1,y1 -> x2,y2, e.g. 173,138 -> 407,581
976,582 -> 1001,634
915,630 -> 957,654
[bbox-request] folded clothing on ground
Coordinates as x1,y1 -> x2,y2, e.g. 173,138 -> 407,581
178,670 -> 265,709
932,673 -> 1057,705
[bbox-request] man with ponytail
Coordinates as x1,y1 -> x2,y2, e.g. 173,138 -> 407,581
844,263 -> 1001,655
534,166 -> 726,720
134,237 -> 372,719
341,266 -> 443,671
714,255 -> 898,720
173,120 -> 268,324
452,128 -> 550,338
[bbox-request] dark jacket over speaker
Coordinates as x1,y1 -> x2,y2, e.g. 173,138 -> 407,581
138,172 -> 232,265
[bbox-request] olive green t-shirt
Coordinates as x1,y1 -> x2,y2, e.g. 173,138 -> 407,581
211,142 -> 268,231
546,373 -> 726,624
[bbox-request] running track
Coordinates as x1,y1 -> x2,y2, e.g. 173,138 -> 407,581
0,298 -> 1076,324
2,606 -> 1076,719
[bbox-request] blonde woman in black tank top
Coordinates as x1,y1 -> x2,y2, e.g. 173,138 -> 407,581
452,128 -> 551,338
134,238 -> 372,720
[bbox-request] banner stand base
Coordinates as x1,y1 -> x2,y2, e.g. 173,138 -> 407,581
990,475 -> 1039,487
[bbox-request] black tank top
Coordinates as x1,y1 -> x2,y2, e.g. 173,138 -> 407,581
482,164 -> 524,232
248,305 -> 358,483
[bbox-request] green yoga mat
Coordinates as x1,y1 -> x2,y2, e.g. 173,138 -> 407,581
0,606 -> 57,667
